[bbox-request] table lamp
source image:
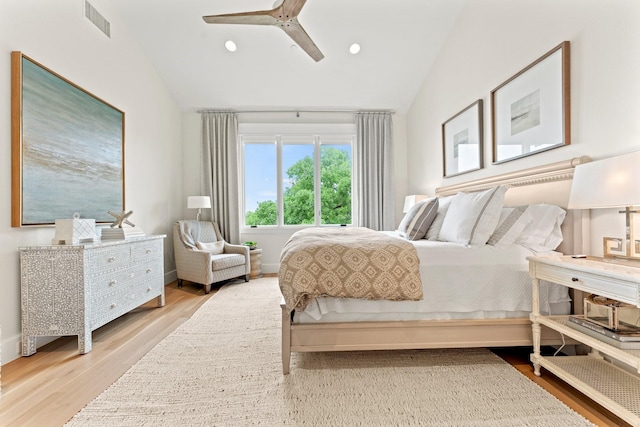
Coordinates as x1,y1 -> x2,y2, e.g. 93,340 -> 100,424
568,150 -> 640,260
403,195 -> 428,213
188,196 -> 211,221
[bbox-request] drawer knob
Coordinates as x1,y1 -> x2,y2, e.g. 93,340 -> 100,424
108,256 -> 116,263
110,303 -> 116,309
147,287 -> 152,292
571,277 -> 579,282
109,280 -> 117,286
146,268 -> 152,274
146,249 -> 152,254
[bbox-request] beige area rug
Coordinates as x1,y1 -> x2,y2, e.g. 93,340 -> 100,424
67,277 -> 594,426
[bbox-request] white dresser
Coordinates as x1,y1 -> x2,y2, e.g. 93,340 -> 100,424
20,235 -> 165,356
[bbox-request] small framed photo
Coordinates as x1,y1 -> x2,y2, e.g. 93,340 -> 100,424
442,99 -> 483,178
491,41 -> 570,164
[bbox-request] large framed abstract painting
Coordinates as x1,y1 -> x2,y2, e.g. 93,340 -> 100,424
11,52 -> 125,227
491,41 -> 570,164
442,99 -> 483,178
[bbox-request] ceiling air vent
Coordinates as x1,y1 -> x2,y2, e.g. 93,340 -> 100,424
84,0 -> 110,38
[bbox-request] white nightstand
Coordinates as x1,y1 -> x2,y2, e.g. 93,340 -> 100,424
528,255 -> 640,425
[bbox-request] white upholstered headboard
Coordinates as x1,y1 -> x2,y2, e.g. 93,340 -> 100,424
435,156 -> 592,256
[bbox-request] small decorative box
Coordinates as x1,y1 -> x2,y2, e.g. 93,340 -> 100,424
584,294 -> 640,332
52,213 -> 97,245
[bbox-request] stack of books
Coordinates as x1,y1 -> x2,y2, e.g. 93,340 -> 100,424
101,227 -> 145,240
566,315 -> 640,349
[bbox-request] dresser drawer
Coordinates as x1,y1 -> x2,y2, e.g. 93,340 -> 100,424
86,245 -> 131,274
90,268 -> 137,299
90,280 -> 163,328
533,262 -> 638,306
131,239 -> 162,263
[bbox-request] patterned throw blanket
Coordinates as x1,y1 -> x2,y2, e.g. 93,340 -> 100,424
279,227 -> 423,312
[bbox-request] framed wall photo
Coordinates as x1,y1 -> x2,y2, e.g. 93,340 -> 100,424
11,51 -> 125,227
442,99 -> 483,178
491,41 -> 570,164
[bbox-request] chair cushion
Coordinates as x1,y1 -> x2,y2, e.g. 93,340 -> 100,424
211,253 -> 246,271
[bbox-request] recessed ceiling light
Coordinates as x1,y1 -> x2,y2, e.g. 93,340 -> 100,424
349,43 -> 361,55
225,40 -> 237,52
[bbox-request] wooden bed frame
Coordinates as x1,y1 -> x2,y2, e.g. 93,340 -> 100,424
280,156 -> 592,374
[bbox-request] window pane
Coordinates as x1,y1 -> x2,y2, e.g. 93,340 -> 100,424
244,143 -> 277,226
320,144 -> 352,225
283,144 -> 314,225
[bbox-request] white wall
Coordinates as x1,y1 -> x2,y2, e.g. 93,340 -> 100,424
0,0 -> 183,364
407,0 -> 640,256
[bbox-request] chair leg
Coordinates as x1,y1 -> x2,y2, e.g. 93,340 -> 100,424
178,279 -> 183,288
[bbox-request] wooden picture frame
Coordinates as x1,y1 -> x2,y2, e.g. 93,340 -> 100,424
442,99 -> 483,178
491,41 -> 570,164
11,52 -> 125,227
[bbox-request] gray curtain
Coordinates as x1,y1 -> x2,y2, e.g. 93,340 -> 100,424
355,112 -> 395,231
201,112 -> 240,243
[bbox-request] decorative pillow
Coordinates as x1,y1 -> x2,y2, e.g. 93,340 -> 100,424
426,195 -> 455,240
487,206 -> 532,248
438,186 -> 507,246
515,204 -> 566,252
398,197 -> 439,240
196,240 -> 224,255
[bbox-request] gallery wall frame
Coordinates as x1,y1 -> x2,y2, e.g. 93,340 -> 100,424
442,99 -> 483,178
11,51 -> 125,227
491,41 -> 570,164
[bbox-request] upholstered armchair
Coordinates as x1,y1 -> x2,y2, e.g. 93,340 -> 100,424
173,220 -> 250,294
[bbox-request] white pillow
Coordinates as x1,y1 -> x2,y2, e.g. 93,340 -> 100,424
487,206 -> 532,248
196,240 -> 225,255
426,195 -> 455,240
438,186 -> 507,246
515,204 -> 566,252
398,198 -> 439,240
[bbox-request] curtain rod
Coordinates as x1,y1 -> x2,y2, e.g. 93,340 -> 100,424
197,109 -> 395,115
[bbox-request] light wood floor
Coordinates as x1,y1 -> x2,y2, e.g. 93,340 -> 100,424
0,279 -> 629,427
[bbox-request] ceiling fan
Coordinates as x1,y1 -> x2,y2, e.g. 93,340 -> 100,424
203,0 -> 324,62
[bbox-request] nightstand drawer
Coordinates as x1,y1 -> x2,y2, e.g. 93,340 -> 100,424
533,262 -> 639,306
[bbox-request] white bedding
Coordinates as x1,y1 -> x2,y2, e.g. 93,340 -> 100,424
294,231 -> 571,323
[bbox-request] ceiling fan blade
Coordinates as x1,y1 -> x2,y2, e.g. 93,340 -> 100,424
282,0 -> 307,18
281,20 -> 324,62
203,10 -> 278,25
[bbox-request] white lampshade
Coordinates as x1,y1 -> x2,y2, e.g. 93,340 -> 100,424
187,196 -> 211,209
403,195 -> 428,213
568,151 -> 640,209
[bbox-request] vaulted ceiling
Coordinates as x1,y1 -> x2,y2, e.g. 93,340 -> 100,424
111,0 -> 466,113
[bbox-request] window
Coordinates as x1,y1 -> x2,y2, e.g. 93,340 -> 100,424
241,126 -> 354,228
244,140 -> 277,226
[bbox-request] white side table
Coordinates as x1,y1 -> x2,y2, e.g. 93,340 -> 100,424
529,255 -> 640,425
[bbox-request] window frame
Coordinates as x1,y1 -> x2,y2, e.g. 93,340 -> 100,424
239,123 -> 355,231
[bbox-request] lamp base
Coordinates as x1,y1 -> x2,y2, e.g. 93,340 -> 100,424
603,236 -> 640,262
602,206 -> 640,261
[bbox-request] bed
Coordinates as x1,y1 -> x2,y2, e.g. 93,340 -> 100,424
280,156 -> 591,374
